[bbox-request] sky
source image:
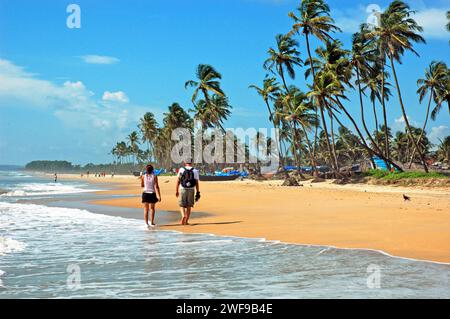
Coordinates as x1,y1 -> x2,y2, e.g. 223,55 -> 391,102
0,0 -> 449,165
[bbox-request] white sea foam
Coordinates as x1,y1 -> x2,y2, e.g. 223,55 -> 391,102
0,182 -> 93,197
0,237 -> 26,256
1,202 -> 449,298
0,269 -> 4,288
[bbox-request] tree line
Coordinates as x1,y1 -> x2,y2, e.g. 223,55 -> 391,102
112,0 -> 449,176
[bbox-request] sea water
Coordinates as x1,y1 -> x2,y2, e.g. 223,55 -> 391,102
0,170 -> 449,298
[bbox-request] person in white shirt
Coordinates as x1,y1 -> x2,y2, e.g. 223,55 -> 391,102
140,164 -> 161,227
176,161 -> 200,225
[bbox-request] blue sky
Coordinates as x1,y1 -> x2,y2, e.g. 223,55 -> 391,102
0,0 -> 449,165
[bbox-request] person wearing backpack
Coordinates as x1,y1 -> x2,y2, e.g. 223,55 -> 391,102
176,162 -> 200,225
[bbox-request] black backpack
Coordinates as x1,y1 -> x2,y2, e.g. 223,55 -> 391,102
180,168 -> 197,188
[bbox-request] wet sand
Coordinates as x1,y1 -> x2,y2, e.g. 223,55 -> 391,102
58,173 -> 450,263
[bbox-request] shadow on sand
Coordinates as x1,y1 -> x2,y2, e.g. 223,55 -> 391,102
161,221 -> 242,227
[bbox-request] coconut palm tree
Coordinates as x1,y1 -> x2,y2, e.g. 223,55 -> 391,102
249,76 -> 281,121
277,87 -> 318,172
447,11 -> 450,31
307,72 -> 342,171
127,131 -> 140,164
313,39 -> 354,171
263,34 -> 303,94
350,29 -> 395,168
361,66 -> 392,134
336,126 -> 366,165
288,0 -> 341,164
288,0 -> 341,81
159,103 -> 193,169
392,131 -> 408,163
436,136 -> 450,163
407,61 -> 448,167
432,65 -> 450,120
250,77 -> 286,170
138,112 -> 158,162
374,1 -> 428,171
185,64 -> 225,105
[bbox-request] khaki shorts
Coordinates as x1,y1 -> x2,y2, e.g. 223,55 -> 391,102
179,188 -> 195,207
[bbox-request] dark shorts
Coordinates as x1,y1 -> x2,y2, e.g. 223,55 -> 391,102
142,192 -> 158,204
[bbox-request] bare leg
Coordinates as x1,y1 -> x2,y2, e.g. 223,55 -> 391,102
150,203 -> 156,225
144,203 -> 150,226
179,207 -> 186,225
185,207 -> 192,225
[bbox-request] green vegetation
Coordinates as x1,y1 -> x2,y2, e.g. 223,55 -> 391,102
24,160 -> 143,174
365,169 -> 448,180
109,0 -> 449,176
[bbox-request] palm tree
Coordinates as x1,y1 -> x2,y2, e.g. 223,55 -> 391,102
392,131 -> 408,163
311,39 -> 353,171
436,136 -> 450,163
263,34 -> 303,94
361,66 -> 392,134
350,29 -> 394,168
375,1 -> 428,171
307,72 -> 342,171
288,0 -> 341,82
407,61 -> 448,167
288,0 -> 341,165
336,126 -> 365,165
250,76 -> 285,169
447,11 -> 450,31
277,87 -> 318,172
127,131 -> 140,164
185,64 -> 224,105
249,76 -> 281,121
432,64 -> 450,120
138,112 -> 158,162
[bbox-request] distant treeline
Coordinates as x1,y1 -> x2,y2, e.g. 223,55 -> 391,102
24,160 -> 146,175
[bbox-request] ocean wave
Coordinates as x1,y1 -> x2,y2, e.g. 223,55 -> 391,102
0,182 -> 93,197
0,237 -> 26,256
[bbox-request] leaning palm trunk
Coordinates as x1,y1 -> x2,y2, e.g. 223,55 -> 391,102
328,109 -> 339,171
389,53 -> 429,173
291,122 -> 302,174
299,122 -> 316,175
380,62 -> 391,163
408,92 -> 433,168
306,33 -> 320,177
372,99 -> 379,133
319,100 -> 337,173
265,100 -> 286,172
333,97 -> 404,172
356,69 -> 391,169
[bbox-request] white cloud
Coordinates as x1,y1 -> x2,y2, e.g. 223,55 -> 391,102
413,8 -> 448,39
0,59 -> 145,134
392,115 -> 420,132
79,55 -> 120,65
333,4 -> 448,40
102,91 -> 129,103
429,125 -> 449,144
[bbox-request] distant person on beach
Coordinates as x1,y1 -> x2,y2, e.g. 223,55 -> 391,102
141,164 -> 161,227
54,173 -> 57,183
176,162 -> 200,225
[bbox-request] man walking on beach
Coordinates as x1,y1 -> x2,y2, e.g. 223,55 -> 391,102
176,162 -> 200,225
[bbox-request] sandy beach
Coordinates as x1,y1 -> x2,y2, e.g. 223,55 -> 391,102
57,173 -> 450,264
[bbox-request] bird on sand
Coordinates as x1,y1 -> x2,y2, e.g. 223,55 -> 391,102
403,194 -> 411,201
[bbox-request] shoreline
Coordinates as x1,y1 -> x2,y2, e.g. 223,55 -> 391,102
55,173 -> 450,264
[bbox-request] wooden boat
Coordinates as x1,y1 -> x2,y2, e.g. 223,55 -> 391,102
200,175 -> 241,182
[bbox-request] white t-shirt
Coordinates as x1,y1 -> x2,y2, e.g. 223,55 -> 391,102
177,166 -> 200,189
